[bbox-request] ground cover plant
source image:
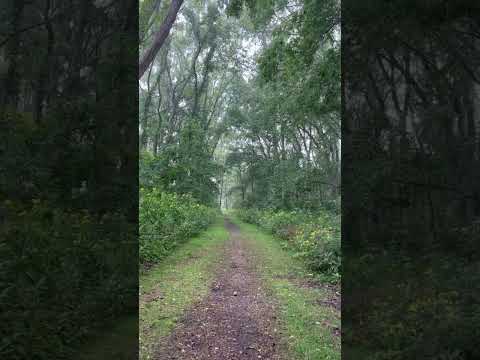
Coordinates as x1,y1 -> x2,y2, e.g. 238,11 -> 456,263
140,188 -> 217,268
236,207 -> 341,281
1,200 -> 137,359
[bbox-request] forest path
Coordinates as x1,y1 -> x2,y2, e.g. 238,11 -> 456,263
156,219 -> 283,359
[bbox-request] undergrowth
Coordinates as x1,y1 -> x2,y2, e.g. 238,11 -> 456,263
0,200 -> 137,359
139,188 -> 217,268
234,208 -> 340,281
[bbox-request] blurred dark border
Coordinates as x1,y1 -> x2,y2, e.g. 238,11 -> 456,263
0,1 -> 139,359
342,1 -> 480,359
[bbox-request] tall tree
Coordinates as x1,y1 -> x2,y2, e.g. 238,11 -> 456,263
139,0 -> 184,78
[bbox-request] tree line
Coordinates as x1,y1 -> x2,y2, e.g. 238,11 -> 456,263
139,0 -> 340,212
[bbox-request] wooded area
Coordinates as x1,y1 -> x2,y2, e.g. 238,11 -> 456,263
5,0 -> 478,359
138,0 -> 341,358
139,0 -> 340,264
343,1 -> 480,358
1,1 -> 138,358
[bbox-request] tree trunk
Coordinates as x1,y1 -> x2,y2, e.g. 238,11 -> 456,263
139,0 -> 184,78
140,66 -> 154,149
34,0 -> 54,124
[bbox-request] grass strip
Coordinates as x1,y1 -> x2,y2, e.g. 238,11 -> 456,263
233,219 -> 341,360
139,218 -> 229,360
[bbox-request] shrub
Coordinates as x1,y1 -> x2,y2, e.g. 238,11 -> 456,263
139,188 -> 217,266
236,207 -> 340,281
0,200 -> 137,359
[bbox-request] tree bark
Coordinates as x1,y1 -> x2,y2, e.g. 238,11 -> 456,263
34,0 -> 54,124
138,0 -> 184,78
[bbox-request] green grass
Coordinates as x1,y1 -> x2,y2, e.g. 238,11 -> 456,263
232,218 -> 341,360
139,218 -> 229,360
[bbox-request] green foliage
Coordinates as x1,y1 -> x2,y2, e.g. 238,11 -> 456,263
139,150 -> 163,190
0,200 -> 137,359
140,122 -> 220,206
226,0 -> 289,29
344,247 -> 480,360
225,0 -> 340,212
1,1 -> 137,358
139,188 -> 217,266
236,207 -> 340,281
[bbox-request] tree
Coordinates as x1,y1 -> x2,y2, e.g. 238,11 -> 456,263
224,0 -> 340,211
139,0 -> 184,78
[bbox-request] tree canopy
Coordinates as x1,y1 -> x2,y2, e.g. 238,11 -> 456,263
139,0 -> 340,211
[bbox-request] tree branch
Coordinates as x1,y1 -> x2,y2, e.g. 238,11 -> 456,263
139,0 -> 184,79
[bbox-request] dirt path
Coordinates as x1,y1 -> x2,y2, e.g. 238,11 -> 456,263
155,219 -> 282,360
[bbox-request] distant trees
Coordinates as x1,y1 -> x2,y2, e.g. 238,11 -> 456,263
1,0 -> 137,216
139,1 -> 246,206
342,3 -> 480,359
343,1 -> 480,249
224,0 -> 340,211
1,1 -> 138,358
138,0 -> 340,213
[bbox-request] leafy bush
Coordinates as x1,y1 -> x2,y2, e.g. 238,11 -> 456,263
236,207 -> 340,281
0,200 -> 137,359
140,188 -> 217,266
343,222 -> 480,360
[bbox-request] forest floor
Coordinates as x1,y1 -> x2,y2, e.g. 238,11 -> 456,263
140,217 -> 340,360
